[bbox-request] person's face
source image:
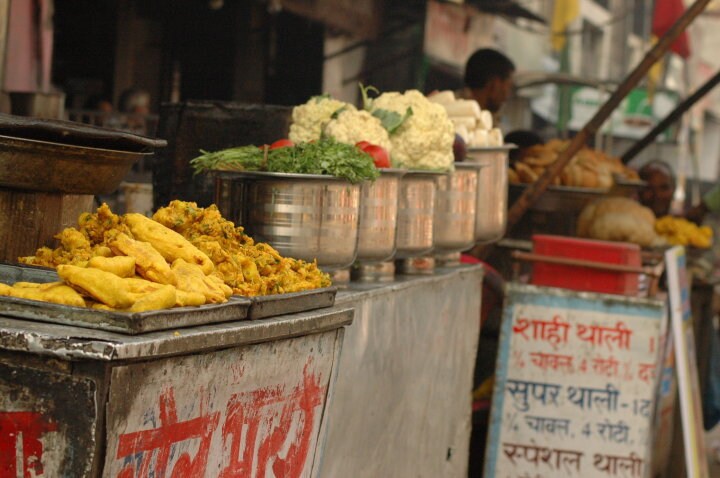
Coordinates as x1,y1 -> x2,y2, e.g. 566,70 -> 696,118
486,74 -> 514,113
639,170 -> 674,217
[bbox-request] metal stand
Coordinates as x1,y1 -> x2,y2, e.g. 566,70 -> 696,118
352,261 -> 396,282
434,252 -> 462,267
329,268 -> 351,287
396,257 -> 436,275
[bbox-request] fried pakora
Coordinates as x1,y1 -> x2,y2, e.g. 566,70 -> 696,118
0,281 -> 86,307
153,200 -> 331,296
18,203 -> 126,268
123,277 -> 208,307
109,233 -> 177,285
88,256 -> 136,278
171,258 -> 231,304
125,213 -> 214,274
57,264 -> 134,309
17,200 -> 330,313
127,284 -> 177,313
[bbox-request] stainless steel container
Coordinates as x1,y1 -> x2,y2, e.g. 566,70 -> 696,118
356,169 -> 405,264
394,171 -> 440,259
432,164 -> 479,254
465,145 -> 516,244
214,171 -> 361,270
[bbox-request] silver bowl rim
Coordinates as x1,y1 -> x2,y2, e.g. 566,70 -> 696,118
467,143 -> 518,152
454,162 -> 486,171
403,169 -> 448,177
212,170 -> 358,182
377,168 -> 408,177
0,134 -> 154,157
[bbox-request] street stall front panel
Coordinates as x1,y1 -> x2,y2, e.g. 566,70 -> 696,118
104,331 -> 339,477
0,357 -> 100,476
0,306 -> 353,477
319,265 -> 483,477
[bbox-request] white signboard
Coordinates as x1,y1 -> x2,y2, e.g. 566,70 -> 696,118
484,284 -> 665,478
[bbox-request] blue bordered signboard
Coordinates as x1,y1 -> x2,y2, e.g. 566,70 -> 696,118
483,283 -> 666,478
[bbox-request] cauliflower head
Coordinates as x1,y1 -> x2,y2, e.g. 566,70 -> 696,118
323,109 -> 393,153
372,90 -> 454,171
288,96 -> 355,143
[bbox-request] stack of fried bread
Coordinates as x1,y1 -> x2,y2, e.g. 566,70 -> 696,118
509,139 -> 639,188
12,201 -> 331,312
577,197 -> 662,247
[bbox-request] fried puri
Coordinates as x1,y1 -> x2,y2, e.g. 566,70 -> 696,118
125,213 -> 214,275
109,233 -> 176,285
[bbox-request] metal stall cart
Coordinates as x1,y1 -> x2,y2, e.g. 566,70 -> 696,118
0,298 -> 353,477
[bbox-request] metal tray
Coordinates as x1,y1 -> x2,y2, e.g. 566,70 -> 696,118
242,287 -> 337,320
510,175 -> 646,213
509,183 -> 608,213
0,263 -> 251,335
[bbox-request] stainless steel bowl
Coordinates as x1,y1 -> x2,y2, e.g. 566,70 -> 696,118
433,164 -> 479,253
465,145 -> 516,244
395,171 -> 441,259
356,169 -> 405,264
214,171 -> 361,270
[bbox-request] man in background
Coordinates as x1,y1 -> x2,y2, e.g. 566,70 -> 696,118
463,48 -> 516,115
638,160 -> 676,218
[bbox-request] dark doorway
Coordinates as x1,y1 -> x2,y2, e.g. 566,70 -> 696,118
52,0 -> 117,109
264,11 -> 324,106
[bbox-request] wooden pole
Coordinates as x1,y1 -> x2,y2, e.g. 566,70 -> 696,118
505,0 -> 711,234
621,68 -> 720,163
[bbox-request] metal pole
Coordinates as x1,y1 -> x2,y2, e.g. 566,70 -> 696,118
620,68 -> 720,163
505,0 -> 711,234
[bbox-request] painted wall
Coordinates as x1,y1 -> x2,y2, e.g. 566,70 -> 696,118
4,0 -> 53,92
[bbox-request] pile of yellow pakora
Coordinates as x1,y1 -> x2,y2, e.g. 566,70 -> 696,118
655,216 -> 713,249
9,201 -> 330,312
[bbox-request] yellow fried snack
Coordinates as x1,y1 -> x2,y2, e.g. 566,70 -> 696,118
655,216 -> 713,249
128,285 -> 177,313
153,201 -> 331,296
12,281 -> 63,289
175,289 -> 207,307
88,256 -> 136,278
124,276 -> 206,307
10,281 -> 87,306
0,281 -> 86,307
19,201 -> 330,299
109,233 -> 176,285
10,284 -> 85,307
19,204 -> 129,268
57,264 -> 134,309
171,259 -> 229,304
125,213 -> 214,275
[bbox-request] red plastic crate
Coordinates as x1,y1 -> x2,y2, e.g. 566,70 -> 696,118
530,235 -> 641,296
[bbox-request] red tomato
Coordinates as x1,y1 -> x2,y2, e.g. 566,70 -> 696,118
269,139 -> 294,150
363,144 -> 391,168
355,141 -> 371,150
